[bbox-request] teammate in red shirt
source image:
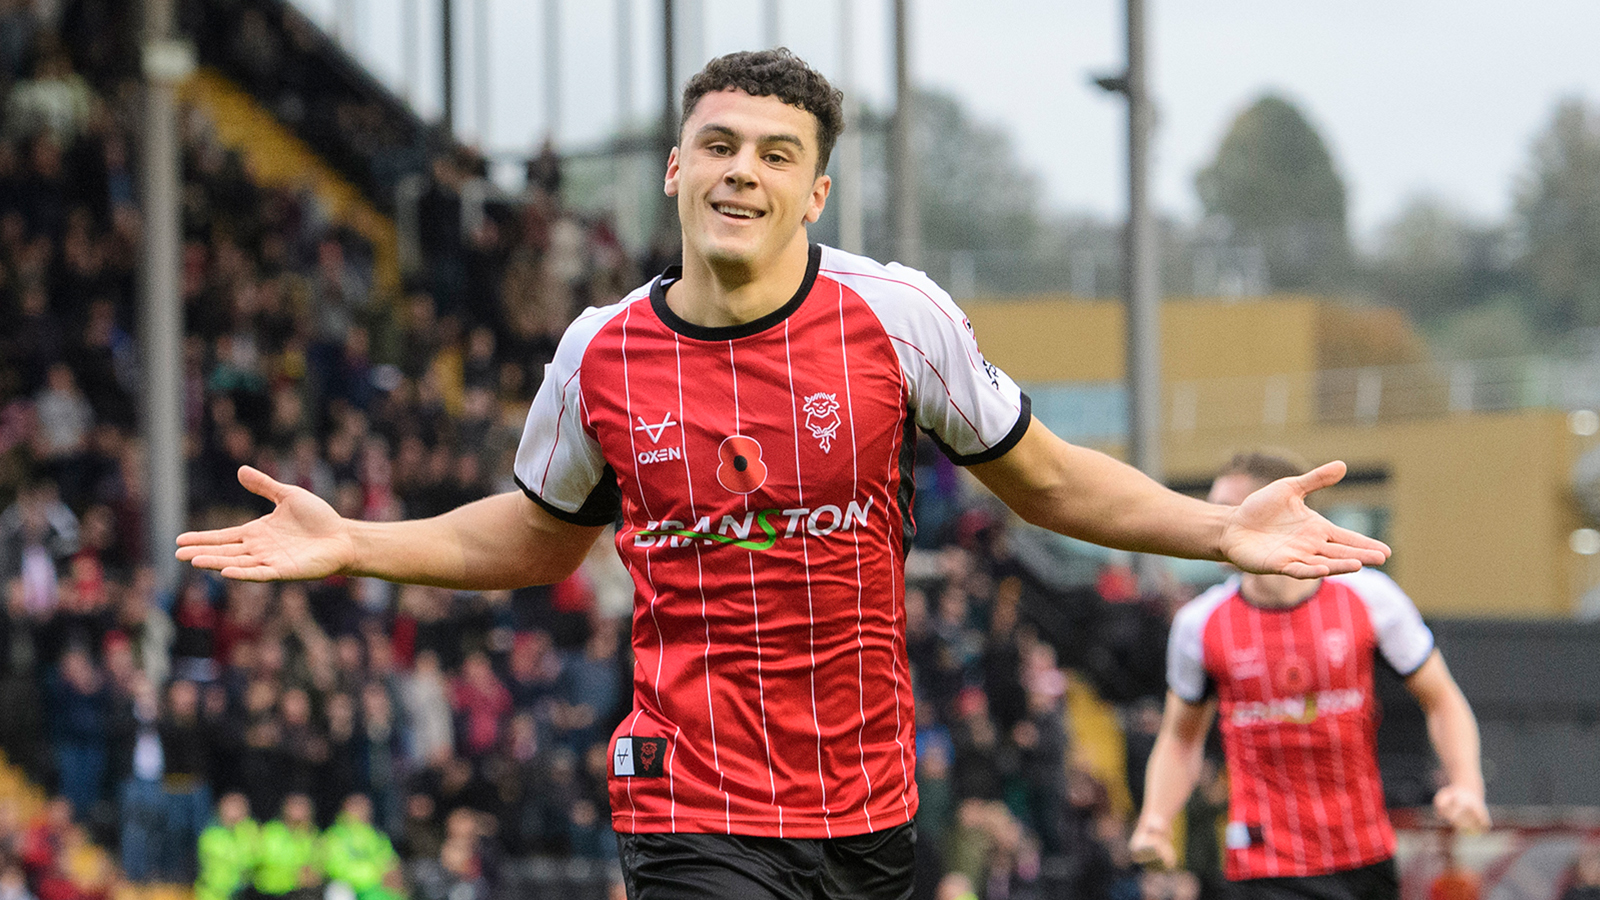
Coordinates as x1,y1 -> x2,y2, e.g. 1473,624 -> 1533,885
1130,452 -> 1489,900
179,52 -> 1392,900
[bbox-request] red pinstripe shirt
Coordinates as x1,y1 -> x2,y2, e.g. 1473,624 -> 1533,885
513,244 -> 1030,838
1167,569 -> 1435,879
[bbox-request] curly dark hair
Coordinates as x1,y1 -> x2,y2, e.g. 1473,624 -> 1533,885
680,49 -> 845,176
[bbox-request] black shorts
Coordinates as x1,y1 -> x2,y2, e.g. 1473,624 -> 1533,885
616,823 -> 916,900
1229,858 -> 1398,900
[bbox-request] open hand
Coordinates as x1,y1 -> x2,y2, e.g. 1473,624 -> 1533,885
175,466 -> 356,582
1220,461 -> 1391,578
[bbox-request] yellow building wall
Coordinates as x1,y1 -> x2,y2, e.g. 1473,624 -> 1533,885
1161,412 -> 1581,619
962,295 -> 1586,619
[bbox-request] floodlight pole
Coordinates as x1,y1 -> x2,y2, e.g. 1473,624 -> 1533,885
1096,0 -> 1162,583
441,0 -> 455,132
889,0 -> 919,269
542,0 -> 558,142
140,0 -> 193,591
835,0 -> 863,254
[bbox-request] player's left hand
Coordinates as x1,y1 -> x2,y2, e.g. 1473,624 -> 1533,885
1219,461 -> 1391,579
1434,784 -> 1491,834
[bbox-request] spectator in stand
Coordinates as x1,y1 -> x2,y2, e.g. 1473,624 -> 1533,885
31,363 -> 93,498
113,674 -> 163,883
195,792 -> 258,900
400,649 -> 453,767
320,794 -> 401,900
449,651 -> 510,760
158,679 -> 213,881
316,692 -> 361,824
548,617 -> 620,755
251,793 -> 322,900
1,481 -> 78,600
5,49 -> 93,146
45,647 -> 107,817
356,680 -> 403,834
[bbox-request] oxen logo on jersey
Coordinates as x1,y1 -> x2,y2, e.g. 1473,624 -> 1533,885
633,413 -> 679,443
1323,629 -> 1350,668
803,392 -> 842,453
717,434 -> 768,493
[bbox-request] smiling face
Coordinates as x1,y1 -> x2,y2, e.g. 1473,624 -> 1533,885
666,88 -> 831,279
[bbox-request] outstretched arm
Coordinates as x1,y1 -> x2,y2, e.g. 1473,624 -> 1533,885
1405,650 -> 1490,833
1129,692 -> 1217,869
968,418 -> 1390,577
177,466 -> 604,590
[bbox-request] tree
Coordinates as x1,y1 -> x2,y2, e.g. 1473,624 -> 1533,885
1515,97 -> 1600,330
1195,94 -> 1350,292
813,90 -> 1067,296
1368,195 -> 1525,330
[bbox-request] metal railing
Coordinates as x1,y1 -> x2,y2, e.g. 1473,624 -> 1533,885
1027,355 -> 1600,444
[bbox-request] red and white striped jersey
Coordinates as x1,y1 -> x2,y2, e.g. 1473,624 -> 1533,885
513,244 -> 1030,838
1167,569 -> 1435,880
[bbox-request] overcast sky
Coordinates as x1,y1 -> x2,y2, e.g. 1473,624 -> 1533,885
292,0 -> 1600,245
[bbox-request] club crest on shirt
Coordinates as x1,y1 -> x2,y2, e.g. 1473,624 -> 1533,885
803,392 -> 842,453
1323,629 -> 1350,668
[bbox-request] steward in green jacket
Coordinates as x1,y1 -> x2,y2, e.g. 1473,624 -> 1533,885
251,793 -> 322,898
321,794 -> 403,900
196,793 -> 259,900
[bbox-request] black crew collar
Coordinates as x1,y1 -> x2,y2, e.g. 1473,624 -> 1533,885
649,244 -> 822,341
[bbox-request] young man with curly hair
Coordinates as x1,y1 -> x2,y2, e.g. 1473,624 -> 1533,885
179,51 -> 1390,900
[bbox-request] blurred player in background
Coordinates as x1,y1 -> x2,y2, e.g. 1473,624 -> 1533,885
1130,451 -> 1489,900
180,52 -> 1392,900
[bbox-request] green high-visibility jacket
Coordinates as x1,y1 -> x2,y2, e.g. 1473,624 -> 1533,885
252,820 -> 320,895
196,819 -> 260,900
320,814 -> 398,893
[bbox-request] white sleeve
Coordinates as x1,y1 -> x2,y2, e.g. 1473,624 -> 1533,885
846,257 -> 1030,464
1166,579 -> 1235,703
1335,569 -> 1435,676
511,306 -> 624,526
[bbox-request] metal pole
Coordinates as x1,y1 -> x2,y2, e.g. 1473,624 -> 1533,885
889,0 -> 919,268
617,0 -> 633,126
401,0 -> 418,102
543,0 -> 559,142
835,0 -> 862,254
476,0 -> 492,144
140,0 -> 191,591
616,0 -> 639,252
1124,0 -> 1163,579
441,0 -> 455,132
765,0 -> 780,48
654,0 -> 677,245
660,0 -> 675,144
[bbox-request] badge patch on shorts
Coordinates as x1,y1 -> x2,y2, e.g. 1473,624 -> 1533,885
613,737 -> 668,777
1225,821 -> 1264,849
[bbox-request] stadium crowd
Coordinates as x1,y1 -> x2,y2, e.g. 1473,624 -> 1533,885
0,4 -> 1202,900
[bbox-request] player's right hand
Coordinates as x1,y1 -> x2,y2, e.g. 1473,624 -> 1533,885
175,465 -> 356,582
1434,784 -> 1491,834
1129,818 -> 1179,869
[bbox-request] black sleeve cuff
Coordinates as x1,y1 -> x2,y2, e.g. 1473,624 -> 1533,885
929,392 -> 1033,466
515,469 -> 621,527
